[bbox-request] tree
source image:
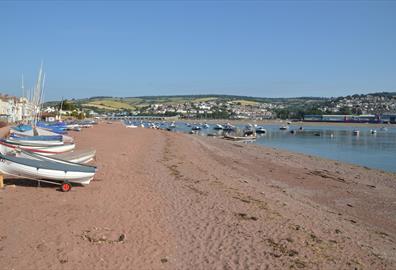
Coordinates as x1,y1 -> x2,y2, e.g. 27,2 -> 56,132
274,109 -> 290,119
211,110 -> 229,119
339,106 -> 352,115
352,106 -> 362,115
58,100 -> 76,111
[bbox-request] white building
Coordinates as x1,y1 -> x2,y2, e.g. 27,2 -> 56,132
0,94 -> 35,123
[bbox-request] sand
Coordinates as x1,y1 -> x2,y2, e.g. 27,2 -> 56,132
0,126 -> 10,138
0,122 -> 395,269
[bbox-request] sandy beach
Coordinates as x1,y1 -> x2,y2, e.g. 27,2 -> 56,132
1,122 -> 396,269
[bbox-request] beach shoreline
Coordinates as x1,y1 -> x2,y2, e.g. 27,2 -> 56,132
0,122 -> 395,269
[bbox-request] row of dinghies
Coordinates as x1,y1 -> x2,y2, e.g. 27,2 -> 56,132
0,123 -> 98,192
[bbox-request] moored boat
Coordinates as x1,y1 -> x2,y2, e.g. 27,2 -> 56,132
280,125 -> 289,130
223,134 -> 256,141
223,123 -> 236,132
214,124 -> 224,130
255,126 -> 266,134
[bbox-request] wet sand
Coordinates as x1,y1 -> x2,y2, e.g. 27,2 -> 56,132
0,122 -> 395,269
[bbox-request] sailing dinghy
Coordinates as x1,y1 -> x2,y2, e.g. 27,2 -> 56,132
17,148 -> 96,164
10,127 -> 74,143
5,137 -> 65,146
0,139 -> 75,155
0,152 -> 97,191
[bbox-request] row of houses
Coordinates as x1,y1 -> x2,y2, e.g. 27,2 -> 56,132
303,114 -> 396,124
0,94 -> 36,123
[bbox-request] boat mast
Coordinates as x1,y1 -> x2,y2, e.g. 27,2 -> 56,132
59,97 -> 64,121
38,73 -> 46,122
21,73 -> 25,98
33,62 -> 44,125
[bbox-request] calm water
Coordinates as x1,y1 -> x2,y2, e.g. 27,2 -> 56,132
254,125 -> 396,173
134,121 -> 396,173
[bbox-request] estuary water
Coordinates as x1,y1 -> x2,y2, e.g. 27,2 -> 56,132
171,123 -> 396,173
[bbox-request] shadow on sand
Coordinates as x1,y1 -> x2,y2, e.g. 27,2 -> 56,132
3,178 -> 81,192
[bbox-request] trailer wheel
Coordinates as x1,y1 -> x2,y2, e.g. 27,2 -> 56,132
61,182 -> 72,192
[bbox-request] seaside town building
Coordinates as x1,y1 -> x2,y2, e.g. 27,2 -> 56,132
0,94 -> 35,123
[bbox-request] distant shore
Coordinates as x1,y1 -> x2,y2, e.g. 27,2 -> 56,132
0,123 -> 395,269
176,118 -> 395,128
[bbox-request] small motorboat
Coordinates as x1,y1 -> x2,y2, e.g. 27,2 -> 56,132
223,134 -> 256,141
214,124 -> 224,130
223,123 -> 236,132
125,124 -> 138,128
243,130 -> 255,136
353,130 -> 360,136
370,129 -> 377,134
280,126 -> 289,130
255,126 -> 267,134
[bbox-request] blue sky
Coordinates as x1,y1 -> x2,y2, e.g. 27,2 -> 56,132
0,1 -> 395,101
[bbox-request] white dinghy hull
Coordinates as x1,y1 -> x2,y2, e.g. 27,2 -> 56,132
0,140 -> 75,155
0,153 -> 96,185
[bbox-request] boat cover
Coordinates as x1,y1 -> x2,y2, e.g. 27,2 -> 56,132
0,153 -> 96,173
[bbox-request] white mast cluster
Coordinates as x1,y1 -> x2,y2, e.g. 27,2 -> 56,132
28,62 -> 46,125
